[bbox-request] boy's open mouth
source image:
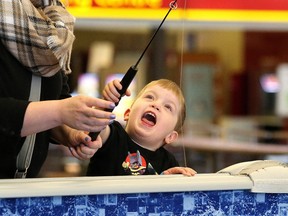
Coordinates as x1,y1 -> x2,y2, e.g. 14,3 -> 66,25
141,111 -> 156,126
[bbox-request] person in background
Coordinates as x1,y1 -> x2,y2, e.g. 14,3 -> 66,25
87,79 -> 197,176
0,0 -> 116,178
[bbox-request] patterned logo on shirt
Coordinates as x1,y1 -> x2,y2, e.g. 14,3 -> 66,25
122,150 -> 158,175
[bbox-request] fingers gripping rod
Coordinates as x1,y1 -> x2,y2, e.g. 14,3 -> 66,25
89,0 -> 178,141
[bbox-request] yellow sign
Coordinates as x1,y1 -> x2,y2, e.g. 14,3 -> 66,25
66,0 -> 288,23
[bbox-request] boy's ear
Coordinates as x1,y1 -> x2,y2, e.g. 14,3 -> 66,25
123,109 -> 131,121
164,131 -> 178,145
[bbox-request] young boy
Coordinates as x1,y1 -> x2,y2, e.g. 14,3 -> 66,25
86,79 -> 196,176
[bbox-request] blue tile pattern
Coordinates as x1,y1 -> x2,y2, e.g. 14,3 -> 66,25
0,190 -> 288,215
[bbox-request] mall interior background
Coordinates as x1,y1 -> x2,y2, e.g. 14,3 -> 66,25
39,10 -> 288,177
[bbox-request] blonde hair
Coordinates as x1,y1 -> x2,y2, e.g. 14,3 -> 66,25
134,79 -> 186,133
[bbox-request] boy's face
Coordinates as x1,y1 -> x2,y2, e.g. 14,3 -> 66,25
124,85 -> 180,151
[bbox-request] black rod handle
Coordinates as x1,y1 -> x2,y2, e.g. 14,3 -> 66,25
89,66 -> 138,141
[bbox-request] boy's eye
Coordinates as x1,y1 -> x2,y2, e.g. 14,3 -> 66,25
165,104 -> 172,111
145,95 -> 154,100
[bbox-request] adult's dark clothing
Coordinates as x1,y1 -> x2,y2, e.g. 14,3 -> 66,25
0,41 -> 71,178
86,121 -> 179,176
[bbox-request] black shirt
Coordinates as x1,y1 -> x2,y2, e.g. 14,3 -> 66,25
86,121 -> 179,176
0,41 -> 71,178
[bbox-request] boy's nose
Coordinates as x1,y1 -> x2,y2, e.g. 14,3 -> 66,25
151,104 -> 160,111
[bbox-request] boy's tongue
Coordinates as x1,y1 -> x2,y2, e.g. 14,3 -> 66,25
141,112 -> 156,126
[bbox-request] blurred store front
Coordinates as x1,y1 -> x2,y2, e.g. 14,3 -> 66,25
40,0 -> 288,177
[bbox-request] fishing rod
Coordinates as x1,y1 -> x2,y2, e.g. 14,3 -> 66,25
89,0 -> 178,141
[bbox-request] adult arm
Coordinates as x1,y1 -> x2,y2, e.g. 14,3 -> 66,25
21,95 -> 116,137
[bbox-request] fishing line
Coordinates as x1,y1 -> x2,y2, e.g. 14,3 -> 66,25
179,0 -> 188,168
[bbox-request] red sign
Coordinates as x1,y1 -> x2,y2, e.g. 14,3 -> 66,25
68,0 -> 288,10
186,0 -> 288,10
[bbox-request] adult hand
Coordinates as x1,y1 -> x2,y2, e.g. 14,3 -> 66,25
162,167 -> 197,176
68,131 -> 103,160
59,95 -> 116,133
22,95 -> 116,137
